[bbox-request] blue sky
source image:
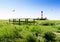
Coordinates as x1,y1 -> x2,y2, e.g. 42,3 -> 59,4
0,0 -> 60,20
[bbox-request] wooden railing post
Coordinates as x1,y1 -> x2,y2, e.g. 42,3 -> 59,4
25,18 -> 28,24
19,19 -> 21,25
13,19 -> 16,24
33,19 -> 35,24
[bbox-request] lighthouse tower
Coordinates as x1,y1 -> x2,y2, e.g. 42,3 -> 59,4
41,11 -> 43,19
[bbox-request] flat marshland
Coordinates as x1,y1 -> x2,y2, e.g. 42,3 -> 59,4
0,20 -> 60,42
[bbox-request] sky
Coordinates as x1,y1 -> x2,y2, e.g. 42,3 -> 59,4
0,0 -> 60,20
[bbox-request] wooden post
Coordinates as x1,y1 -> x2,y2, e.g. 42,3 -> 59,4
33,19 -> 35,24
13,19 -> 16,24
19,19 -> 21,25
25,18 -> 28,24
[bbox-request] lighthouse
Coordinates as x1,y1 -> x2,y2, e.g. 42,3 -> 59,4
40,11 -> 47,20
41,11 -> 43,19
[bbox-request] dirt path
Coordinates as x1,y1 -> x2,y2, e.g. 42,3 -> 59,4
53,32 -> 60,35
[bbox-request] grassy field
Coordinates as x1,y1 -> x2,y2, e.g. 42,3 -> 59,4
0,20 -> 60,42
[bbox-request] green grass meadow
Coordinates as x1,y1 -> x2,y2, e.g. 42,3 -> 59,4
0,20 -> 60,42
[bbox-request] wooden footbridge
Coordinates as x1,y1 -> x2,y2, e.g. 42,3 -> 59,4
9,18 -> 36,25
